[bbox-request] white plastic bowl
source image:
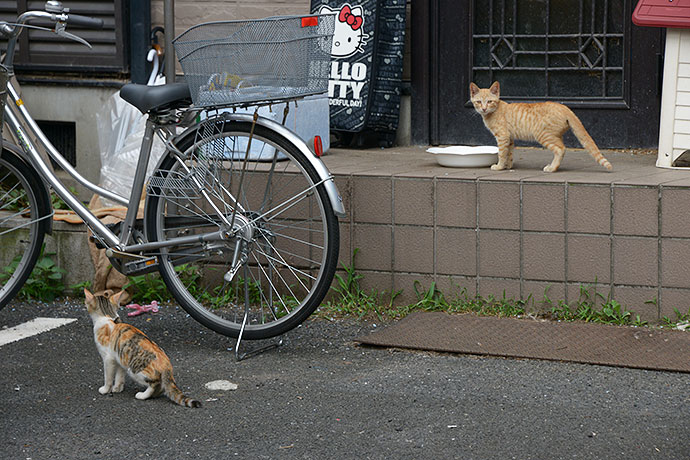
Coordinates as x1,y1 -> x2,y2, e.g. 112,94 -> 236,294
427,145 -> 498,168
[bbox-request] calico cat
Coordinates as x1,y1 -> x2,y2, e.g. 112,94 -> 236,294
84,289 -> 201,408
469,81 -> 612,173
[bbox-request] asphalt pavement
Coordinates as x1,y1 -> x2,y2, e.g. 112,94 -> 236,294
1,299 -> 689,460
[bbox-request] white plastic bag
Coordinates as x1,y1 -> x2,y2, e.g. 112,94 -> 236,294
96,77 -> 167,207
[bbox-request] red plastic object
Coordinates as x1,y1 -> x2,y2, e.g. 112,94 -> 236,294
313,135 -> 323,157
301,16 -> 319,27
633,0 -> 690,28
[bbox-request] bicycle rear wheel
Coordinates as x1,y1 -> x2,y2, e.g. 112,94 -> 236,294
0,148 -> 50,310
145,117 -> 339,339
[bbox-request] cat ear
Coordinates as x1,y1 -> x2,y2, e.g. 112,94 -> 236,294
84,288 -> 93,301
489,81 -> 500,97
110,290 -> 125,307
469,82 -> 480,97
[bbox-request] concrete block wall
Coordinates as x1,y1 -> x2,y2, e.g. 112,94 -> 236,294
329,149 -> 690,324
43,221 -> 94,289
35,147 -> 690,325
18,85 -> 120,201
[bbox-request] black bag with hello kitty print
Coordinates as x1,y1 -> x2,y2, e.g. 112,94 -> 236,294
310,0 -> 406,145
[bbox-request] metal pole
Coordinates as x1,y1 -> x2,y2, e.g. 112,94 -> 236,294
164,0 -> 175,84
129,0 -> 151,84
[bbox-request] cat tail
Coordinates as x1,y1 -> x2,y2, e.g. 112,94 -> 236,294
566,112 -> 613,171
162,370 -> 202,408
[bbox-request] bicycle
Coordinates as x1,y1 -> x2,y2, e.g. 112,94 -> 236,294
0,2 -> 343,351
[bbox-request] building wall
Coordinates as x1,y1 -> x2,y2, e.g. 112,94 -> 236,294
151,0 -> 310,32
20,0 -> 411,202
19,84 -> 120,200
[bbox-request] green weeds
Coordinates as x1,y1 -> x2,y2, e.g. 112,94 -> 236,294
322,249 -> 399,320
546,284 -> 648,327
661,305 -> 690,329
125,272 -> 171,303
125,264 -> 267,307
51,187 -> 78,210
322,251 -> 656,329
2,245 -> 683,333
389,282 -> 529,319
0,247 -> 67,301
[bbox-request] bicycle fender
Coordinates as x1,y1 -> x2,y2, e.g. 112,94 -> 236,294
1,140 -> 53,234
160,113 -> 347,218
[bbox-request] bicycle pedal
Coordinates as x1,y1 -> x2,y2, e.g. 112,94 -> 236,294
123,257 -> 158,274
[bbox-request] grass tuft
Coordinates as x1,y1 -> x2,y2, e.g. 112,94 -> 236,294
321,251 -> 656,328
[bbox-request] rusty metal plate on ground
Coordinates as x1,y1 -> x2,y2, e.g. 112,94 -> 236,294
357,312 -> 690,373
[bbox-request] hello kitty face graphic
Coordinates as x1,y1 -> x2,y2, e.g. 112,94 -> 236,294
320,3 -> 369,58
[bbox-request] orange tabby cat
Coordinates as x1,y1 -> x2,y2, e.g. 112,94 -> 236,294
470,81 -> 612,172
84,289 -> 201,408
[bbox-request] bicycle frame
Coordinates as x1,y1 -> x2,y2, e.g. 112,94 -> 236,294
3,82 -> 233,256
3,79 -> 346,255
0,6 -> 347,349
5,81 -> 128,249
0,7 -> 345,269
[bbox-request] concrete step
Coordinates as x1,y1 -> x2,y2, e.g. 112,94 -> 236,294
323,146 -> 690,322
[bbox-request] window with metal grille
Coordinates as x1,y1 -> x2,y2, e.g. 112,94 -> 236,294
471,0 -> 629,107
0,0 -> 127,74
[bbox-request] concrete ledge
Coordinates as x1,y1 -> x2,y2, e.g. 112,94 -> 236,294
323,146 -> 690,322
44,220 -> 93,289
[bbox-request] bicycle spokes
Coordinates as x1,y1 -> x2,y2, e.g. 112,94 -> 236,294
146,118 -> 338,340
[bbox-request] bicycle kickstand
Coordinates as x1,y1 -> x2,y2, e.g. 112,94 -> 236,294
234,307 -> 284,361
234,264 -> 283,361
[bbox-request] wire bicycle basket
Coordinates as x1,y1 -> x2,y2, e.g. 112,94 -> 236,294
173,15 -> 335,108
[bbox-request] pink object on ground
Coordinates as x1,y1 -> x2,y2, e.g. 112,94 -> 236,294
125,301 -> 160,317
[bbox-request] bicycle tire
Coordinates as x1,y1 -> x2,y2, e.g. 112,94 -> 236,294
0,148 -> 50,310
145,117 -> 339,339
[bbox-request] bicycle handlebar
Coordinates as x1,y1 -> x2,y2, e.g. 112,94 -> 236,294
0,9 -> 102,63
5,10 -> 102,38
65,14 -> 103,29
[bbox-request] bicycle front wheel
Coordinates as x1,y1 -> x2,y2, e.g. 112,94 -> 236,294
145,117 -> 339,339
0,149 -> 50,310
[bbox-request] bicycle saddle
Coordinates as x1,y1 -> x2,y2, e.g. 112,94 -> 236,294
120,83 -> 191,113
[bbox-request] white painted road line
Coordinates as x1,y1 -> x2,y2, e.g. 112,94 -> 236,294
0,317 -> 77,347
